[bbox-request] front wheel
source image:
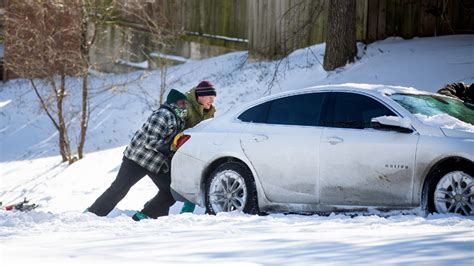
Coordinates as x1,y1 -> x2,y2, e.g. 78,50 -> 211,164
205,162 -> 259,215
432,171 -> 473,215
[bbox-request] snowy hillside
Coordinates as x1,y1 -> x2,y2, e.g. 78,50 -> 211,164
1,35 -> 473,265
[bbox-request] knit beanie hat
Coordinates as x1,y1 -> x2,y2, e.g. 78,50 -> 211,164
166,89 -> 187,104
195,80 -> 217,97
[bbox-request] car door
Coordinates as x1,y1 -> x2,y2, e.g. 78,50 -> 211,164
239,92 -> 329,204
319,92 -> 419,206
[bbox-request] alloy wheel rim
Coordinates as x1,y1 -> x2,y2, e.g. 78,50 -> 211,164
209,170 -> 247,213
434,171 -> 473,215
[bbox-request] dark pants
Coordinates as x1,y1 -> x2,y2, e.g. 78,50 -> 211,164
88,156 -> 175,219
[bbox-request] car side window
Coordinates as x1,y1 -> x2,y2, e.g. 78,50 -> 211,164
266,93 -> 327,126
329,92 -> 396,129
238,101 -> 271,123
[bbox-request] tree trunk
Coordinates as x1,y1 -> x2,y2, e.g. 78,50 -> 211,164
323,0 -> 357,71
78,74 -> 88,159
78,3 -> 90,160
56,75 -> 72,163
159,60 -> 167,104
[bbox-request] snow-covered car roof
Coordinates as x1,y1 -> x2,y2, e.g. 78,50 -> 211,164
231,83 -> 431,115
300,83 -> 435,97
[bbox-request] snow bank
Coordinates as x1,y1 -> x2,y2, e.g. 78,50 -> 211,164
1,211 -> 473,265
0,99 -> 11,108
150,52 -> 192,63
116,59 -> 149,69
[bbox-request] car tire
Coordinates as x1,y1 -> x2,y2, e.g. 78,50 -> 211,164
205,161 -> 259,215
425,167 -> 473,216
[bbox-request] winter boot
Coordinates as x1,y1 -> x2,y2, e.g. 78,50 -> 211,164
180,202 -> 196,214
132,211 -> 150,221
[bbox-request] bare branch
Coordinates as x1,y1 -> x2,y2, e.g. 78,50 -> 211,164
30,79 -> 61,131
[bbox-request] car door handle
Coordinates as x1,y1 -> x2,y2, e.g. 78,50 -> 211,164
251,134 -> 268,142
326,137 -> 344,145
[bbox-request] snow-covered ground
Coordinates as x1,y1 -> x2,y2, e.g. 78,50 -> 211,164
2,212 -> 472,265
1,35 -> 473,265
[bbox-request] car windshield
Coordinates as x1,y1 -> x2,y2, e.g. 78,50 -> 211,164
389,93 -> 474,125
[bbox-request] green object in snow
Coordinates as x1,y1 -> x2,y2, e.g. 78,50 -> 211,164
132,211 -> 150,221
180,202 -> 196,214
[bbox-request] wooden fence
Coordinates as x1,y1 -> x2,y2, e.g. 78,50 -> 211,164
366,0 -> 474,41
115,0 -> 473,58
247,0 -> 369,58
179,0 -> 248,40
247,0 -> 474,58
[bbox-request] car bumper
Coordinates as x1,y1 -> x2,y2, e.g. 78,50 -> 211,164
171,151 -> 206,205
170,188 -> 189,202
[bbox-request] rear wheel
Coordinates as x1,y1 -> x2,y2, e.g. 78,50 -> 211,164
433,171 -> 473,215
205,162 -> 259,215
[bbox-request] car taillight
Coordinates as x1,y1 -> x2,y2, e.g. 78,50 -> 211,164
176,134 -> 191,150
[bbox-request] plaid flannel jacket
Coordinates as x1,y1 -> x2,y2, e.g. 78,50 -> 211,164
124,103 -> 185,174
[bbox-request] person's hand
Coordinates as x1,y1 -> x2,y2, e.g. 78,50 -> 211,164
157,143 -> 172,156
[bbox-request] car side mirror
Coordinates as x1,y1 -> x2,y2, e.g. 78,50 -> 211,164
371,116 -> 413,133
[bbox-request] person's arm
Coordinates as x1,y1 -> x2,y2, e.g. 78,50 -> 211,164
143,110 -> 175,154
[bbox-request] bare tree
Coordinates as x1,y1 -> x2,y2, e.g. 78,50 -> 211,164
5,1 -> 82,163
4,0 -> 115,163
113,0 -> 183,104
77,0 -> 117,159
323,0 -> 357,71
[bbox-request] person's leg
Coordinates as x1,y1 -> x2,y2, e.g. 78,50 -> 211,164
140,170 -> 176,218
88,157 -> 147,216
180,201 -> 196,214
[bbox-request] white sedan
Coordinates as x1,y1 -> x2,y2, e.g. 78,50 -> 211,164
171,84 -> 474,215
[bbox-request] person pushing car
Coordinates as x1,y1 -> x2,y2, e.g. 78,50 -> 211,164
86,89 -> 187,221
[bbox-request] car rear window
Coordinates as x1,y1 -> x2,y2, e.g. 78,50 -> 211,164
238,93 -> 327,126
238,101 -> 270,123
266,93 -> 326,126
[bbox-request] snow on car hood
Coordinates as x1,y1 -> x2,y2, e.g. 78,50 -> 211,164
414,114 -> 474,137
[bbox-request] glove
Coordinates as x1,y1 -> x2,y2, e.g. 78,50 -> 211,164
171,132 -> 184,152
157,142 -> 172,156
